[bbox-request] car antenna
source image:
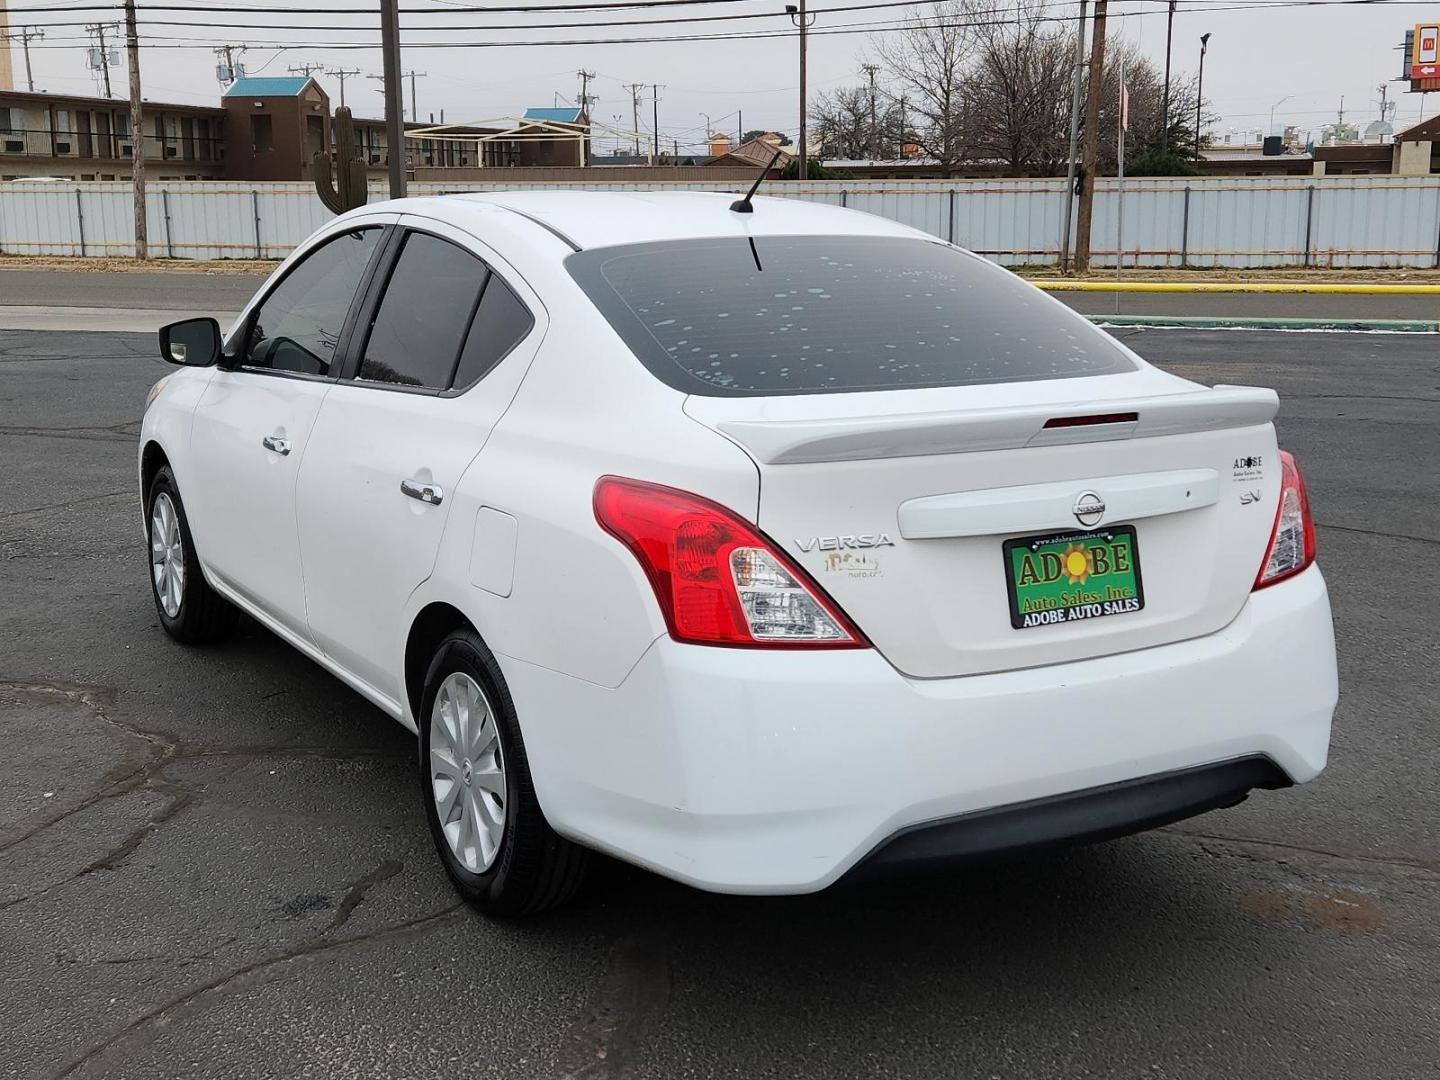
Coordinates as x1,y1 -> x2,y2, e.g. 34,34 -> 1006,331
729,147 -> 785,214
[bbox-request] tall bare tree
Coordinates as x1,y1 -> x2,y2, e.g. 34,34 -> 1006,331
858,2 -> 1204,177
813,85 -> 903,159
871,0 -> 972,173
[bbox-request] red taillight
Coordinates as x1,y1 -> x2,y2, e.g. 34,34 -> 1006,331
594,476 -> 868,649
1253,450 -> 1317,590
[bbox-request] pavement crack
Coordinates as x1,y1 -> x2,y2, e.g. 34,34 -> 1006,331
324,859 -> 404,935
0,679 -> 180,854
0,489 -> 132,520
558,928 -> 672,1080
0,791 -> 196,913
48,904 -> 465,1080
1313,521 -> 1439,547
1163,826 -> 1440,878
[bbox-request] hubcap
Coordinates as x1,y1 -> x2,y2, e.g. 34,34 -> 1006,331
429,672 -> 506,873
149,492 -> 185,619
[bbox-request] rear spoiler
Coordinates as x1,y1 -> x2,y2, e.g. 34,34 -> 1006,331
712,385 -> 1279,465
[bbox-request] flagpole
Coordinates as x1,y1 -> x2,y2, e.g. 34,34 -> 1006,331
1115,54 -> 1126,315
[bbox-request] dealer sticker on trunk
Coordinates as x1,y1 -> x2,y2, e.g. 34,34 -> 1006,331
1002,526 -> 1145,630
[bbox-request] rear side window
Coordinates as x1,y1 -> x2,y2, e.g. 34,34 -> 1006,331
566,236 -> 1136,397
245,227 -> 381,376
359,232 -> 489,389
453,275 -> 534,390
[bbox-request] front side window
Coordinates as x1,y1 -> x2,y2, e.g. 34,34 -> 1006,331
244,227 -> 382,376
358,232 -> 489,389
567,236 -> 1137,397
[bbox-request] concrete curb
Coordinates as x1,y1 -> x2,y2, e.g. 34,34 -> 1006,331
1089,314 -> 1440,333
1033,281 -> 1440,294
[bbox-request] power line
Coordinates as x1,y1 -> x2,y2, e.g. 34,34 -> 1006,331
16,0 -> 1435,52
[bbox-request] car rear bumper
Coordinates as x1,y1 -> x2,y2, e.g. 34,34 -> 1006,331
504,564 -> 1337,894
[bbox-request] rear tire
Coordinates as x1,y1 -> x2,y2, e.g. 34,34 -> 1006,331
418,629 -> 589,917
146,465 -> 237,644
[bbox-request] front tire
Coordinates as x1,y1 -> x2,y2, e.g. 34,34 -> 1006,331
419,629 -> 588,917
146,465 -> 237,644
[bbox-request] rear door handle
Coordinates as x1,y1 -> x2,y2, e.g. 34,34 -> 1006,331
401,479 -> 444,505
262,434 -> 291,456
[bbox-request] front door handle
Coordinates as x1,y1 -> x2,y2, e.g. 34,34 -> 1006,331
262,434 -> 291,456
401,479 -> 444,506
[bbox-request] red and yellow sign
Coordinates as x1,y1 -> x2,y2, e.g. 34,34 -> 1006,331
1413,23 -> 1440,79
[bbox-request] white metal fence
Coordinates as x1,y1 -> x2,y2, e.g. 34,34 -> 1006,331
2,175 -> 1438,268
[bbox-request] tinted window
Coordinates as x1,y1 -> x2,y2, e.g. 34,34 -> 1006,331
245,227 -> 381,376
567,236 -> 1136,397
453,274 -> 534,389
359,232 -> 488,389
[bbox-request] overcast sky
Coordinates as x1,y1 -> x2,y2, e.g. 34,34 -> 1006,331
5,0 -> 1432,151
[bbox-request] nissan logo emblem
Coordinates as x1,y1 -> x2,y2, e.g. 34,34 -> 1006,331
1073,491 -> 1106,527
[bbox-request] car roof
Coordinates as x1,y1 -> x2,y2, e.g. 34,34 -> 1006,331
377,190 -> 930,252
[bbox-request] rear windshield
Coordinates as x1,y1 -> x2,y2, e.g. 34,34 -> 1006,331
566,235 -> 1136,397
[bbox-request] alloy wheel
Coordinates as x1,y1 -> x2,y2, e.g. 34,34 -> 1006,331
429,671 -> 507,873
149,492 -> 185,618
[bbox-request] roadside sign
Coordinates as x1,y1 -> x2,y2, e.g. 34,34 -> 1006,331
1412,23 -> 1440,79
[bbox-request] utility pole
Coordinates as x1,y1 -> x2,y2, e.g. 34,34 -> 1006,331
861,62 -> 880,158
787,1 -> 816,180
213,44 -> 246,86
405,70 -> 426,123
1162,0 -> 1176,151
624,83 -> 645,156
326,67 -> 360,109
898,93 -> 908,156
576,69 -> 596,112
2,26 -> 45,93
1073,0 -> 1107,274
379,0 -> 405,198
85,23 -> 118,98
652,83 -> 662,163
288,61 -> 325,78
123,0 -> 146,259
1059,0 -> 1088,271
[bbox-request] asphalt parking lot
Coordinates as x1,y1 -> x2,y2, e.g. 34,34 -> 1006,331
2,311 -> 1438,1078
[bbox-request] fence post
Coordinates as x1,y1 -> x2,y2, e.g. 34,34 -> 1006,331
1303,185 -> 1316,269
75,188 -> 87,257
1180,186 -> 1191,269
162,189 -> 175,259
840,189 -> 848,208
947,189 -> 956,244
251,190 -> 262,259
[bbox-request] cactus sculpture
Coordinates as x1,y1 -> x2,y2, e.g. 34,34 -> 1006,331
313,106 -> 369,214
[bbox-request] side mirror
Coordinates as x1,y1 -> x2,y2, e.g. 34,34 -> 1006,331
159,317 -> 222,367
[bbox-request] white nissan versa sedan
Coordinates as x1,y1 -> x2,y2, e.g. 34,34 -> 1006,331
140,192 -> 1338,916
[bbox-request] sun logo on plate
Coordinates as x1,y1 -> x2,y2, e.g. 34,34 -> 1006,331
1062,542 -> 1091,585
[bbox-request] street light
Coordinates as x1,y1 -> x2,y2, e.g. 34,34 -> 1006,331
1269,94 -> 1293,138
786,1 -> 816,180
1195,32 -> 1211,165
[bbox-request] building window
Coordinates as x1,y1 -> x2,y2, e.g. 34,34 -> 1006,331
251,114 -> 273,153
54,109 -> 74,154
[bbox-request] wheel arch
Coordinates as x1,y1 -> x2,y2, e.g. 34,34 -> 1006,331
404,601 -> 479,723
140,439 -> 170,507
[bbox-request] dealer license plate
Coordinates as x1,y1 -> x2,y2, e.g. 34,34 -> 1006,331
1003,526 -> 1145,630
